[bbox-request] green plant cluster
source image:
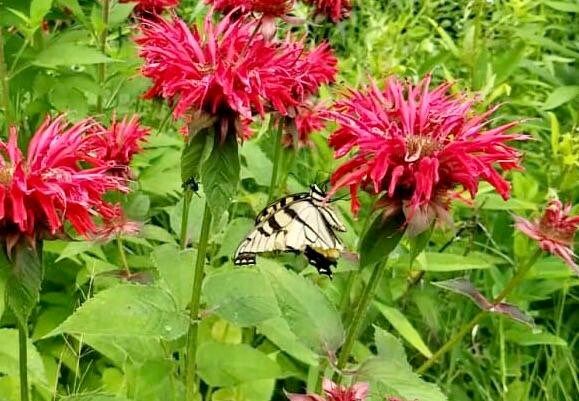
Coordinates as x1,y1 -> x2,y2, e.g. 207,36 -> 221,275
0,1 -> 577,401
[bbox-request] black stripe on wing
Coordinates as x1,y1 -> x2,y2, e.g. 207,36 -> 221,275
254,193 -> 309,224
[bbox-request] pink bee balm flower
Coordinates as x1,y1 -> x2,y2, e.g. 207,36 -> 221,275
93,205 -> 143,242
515,200 -> 579,275
283,101 -> 327,148
327,75 -> 528,235
137,14 -> 335,141
0,116 -> 131,246
286,379 -> 369,401
84,115 -> 150,178
120,0 -> 180,14
305,0 -> 352,22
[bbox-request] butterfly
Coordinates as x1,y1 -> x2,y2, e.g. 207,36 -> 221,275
234,184 -> 346,276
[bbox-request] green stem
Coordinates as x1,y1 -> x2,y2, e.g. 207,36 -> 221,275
335,259 -> 389,377
116,237 -> 130,276
96,0 -> 110,114
180,190 -> 193,249
416,248 -> 542,374
0,25 -> 12,124
267,118 -> 284,202
18,322 -> 29,401
185,201 -> 212,401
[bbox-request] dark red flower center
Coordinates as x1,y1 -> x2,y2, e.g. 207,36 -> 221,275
0,166 -> 13,186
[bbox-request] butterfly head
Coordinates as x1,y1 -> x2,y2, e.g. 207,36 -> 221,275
309,184 -> 328,204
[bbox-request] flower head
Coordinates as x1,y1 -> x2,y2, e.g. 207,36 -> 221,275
93,205 -> 143,242
515,200 -> 579,275
286,380 -> 369,401
137,14 -> 335,140
327,75 -> 527,235
120,0 -> 180,14
207,0 -> 294,16
0,116 -> 132,246
283,101 -> 327,148
305,0 -> 352,22
84,115 -> 150,178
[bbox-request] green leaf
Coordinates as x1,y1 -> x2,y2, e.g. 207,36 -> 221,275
49,284 -> 188,341
60,395 -> 130,401
0,329 -> 48,386
257,318 -> 319,365
201,133 -> 240,219
5,242 -> 43,326
408,226 -> 433,268
358,328 -> 447,401
203,269 -> 281,327
33,43 -> 113,67
406,252 -> 494,272
359,212 -> 405,268
0,258 -> 7,320
213,379 -> 275,401
131,360 -> 184,401
108,2 -> 136,28
152,244 -> 196,310
197,342 -> 281,387
216,218 -> 254,260
181,130 -> 214,183
505,329 -> 567,347
374,303 -> 433,358
544,1 -> 579,12
30,0 -> 53,26
543,85 -> 579,110
259,260 -> 344,355
548,112 -> 560,156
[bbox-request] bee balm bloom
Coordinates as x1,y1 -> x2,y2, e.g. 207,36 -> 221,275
137,14 -> 334,141
0,116 -> 131,245
515,200 -> 579,275
286,379 -> 369,401
305,0 -> 352,22
328,75 -> 527,235
120,0 -> 179,14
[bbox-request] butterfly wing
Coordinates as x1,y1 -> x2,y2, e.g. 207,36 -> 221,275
235,198 -> 344,276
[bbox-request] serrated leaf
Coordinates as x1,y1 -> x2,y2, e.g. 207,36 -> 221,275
201,133 -> 240,219
0,328 -> 48,386
152,244 -> 196,309
197,342 -> 281,387
358,328 -> 447,401
359,212 -> 405,268
5,242 -> 43,325
257,318 -> 319,365
203,269 -> 280,327
374,302 -> 433,358
259,260 -> 344,355
33,43 -> 113,67
48,284 -> 188,341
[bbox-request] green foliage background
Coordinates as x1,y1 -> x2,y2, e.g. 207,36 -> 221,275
0,1 -> 578,401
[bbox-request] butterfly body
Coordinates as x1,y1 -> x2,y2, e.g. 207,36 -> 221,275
234,185 -> 346,276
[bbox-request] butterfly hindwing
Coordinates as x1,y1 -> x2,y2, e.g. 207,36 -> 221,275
234,185 -> 346,276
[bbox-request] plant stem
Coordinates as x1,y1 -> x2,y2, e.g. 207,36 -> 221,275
417,248 -> 542,374
335,259 -> 389,378
180,189 -> 193,249
267,118 -> 284,202
18,322 -> 29,401
96,0 -> 110,114
185,201 -> 212,401
0,25 -> 12,124
116,237 -> 130,276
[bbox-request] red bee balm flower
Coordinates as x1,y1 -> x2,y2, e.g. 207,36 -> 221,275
515,200 -> 579,275
286,379 -> 369,401
328,75 -> 527,235
120,0 -> 179,14
137,15 -> 335,140
85,115 -> 150,178
305,0 -> 352,22
207,0 -> 294,16
283,101 -> 327,148
0,116 -> 136,245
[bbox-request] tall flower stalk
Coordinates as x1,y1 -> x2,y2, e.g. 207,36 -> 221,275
0,116 -> 147,401
326,74 -> 527,378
